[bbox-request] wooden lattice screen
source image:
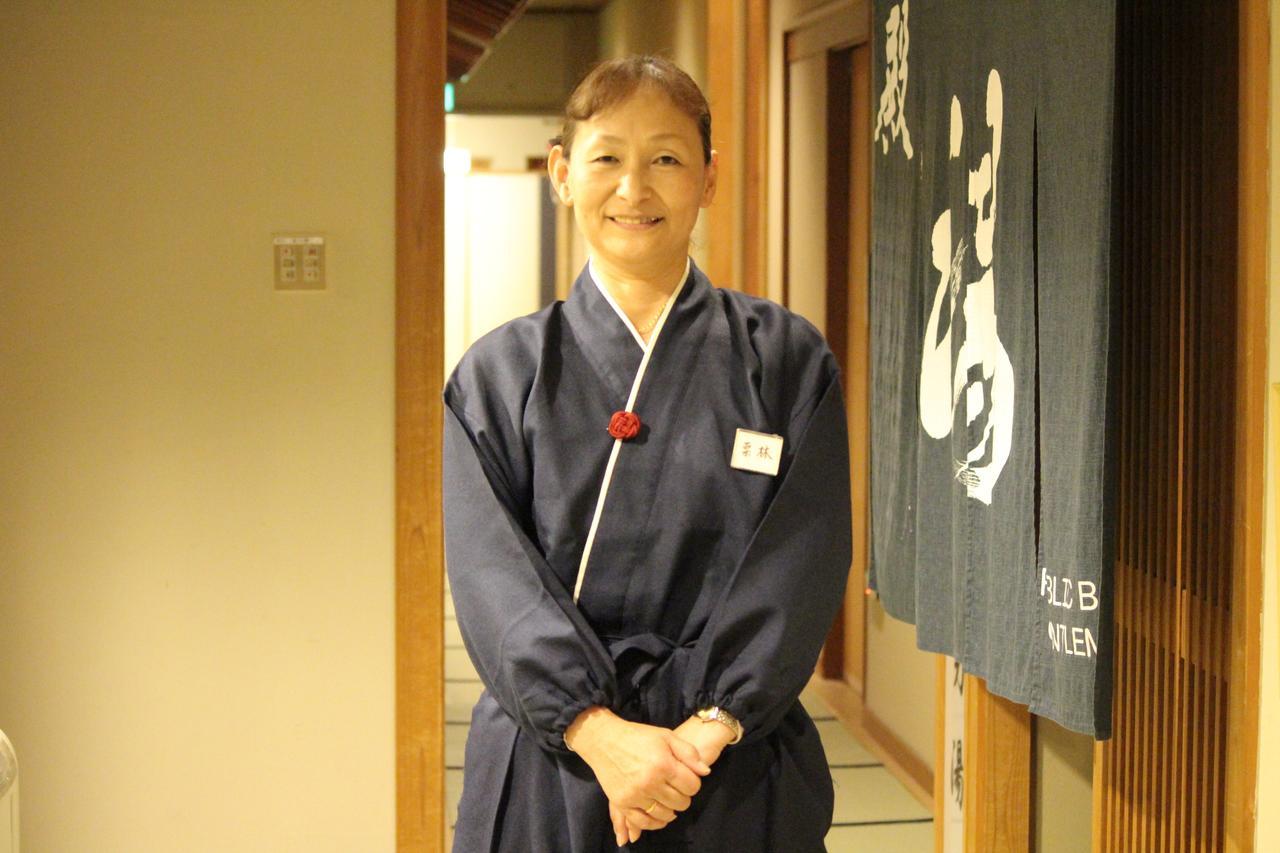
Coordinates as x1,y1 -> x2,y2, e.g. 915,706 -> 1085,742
1092,1 -> 1240,850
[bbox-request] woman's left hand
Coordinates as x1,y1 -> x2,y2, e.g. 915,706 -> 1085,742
610,800 -> 677,847
609,801 -> 633,847
672,714 -> 736,767
612,718 -> 735,846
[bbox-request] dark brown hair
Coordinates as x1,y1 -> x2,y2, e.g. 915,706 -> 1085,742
551,55 -> 712,164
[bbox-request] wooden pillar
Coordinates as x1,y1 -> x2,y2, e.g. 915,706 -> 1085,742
743,0 -> 769,297
704,0 -> 770,298
1225,0 -> 1267,848
396,0 -> 447,849
705,0 -> 741,290
963,677 -> 1031,853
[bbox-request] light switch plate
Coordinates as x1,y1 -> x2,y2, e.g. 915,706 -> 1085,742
274,235 -> 325,290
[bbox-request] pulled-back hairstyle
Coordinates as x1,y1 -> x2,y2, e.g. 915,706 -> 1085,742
551,55 -> 712,164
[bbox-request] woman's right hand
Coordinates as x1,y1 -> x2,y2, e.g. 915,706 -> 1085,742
566,706 -> 710,843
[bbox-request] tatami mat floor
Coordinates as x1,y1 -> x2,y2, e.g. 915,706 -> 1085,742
444,593 -> 932,851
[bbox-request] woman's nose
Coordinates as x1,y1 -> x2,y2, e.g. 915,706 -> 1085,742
615,167 -> 652,201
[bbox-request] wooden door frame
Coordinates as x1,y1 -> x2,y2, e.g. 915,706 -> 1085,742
704,0 -> 770,297
820,42 -> 856,685
1225,0 -> 1267,847
396,0 -> 446,850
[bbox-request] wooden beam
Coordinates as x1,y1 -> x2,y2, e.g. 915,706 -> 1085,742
704,0 -> 741,290
396,0 -> 446,850
962,677 -> 1030,853
935,659 -> 948,853
843,38 -> 872,697
1225,0 -> 1267,848
742,0 -> 768,297
1091,738 -> 1108,852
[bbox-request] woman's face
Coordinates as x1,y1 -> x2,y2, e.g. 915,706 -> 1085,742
549,86 -> 717,279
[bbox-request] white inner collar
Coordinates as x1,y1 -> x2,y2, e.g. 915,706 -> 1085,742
588,256 -> 691,351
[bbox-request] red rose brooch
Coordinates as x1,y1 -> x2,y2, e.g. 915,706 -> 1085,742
607,410 -> 641,441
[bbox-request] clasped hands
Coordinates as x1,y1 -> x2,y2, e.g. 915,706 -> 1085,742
564,705 -> 736,847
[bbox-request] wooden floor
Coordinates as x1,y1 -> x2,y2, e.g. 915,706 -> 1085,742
444,591 -> 933,851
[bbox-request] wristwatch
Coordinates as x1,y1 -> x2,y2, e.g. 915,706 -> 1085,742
696,706 -> 743,744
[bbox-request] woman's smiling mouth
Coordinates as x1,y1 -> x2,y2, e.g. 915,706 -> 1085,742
608,215 -> 664,230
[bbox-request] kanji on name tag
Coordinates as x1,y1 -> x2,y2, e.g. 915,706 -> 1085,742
730,428 -> 784,477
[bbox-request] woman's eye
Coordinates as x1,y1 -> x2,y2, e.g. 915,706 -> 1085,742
594,155 -> 618,164
655,155 -> 680,165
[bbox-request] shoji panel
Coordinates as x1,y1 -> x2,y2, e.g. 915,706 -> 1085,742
1092,1 -> 1239,850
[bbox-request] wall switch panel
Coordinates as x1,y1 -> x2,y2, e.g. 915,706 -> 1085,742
274,235 -> 325,290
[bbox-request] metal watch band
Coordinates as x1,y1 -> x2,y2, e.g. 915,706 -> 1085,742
697,706 -> 743,744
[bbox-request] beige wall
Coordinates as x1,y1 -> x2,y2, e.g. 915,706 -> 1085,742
1256,3 -> 1280,849
1033,719 -> 1093,853
785,53 -> 830,335
863,602 -> 937,769
0,3 -> 395,851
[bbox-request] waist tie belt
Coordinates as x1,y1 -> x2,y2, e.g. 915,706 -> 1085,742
603,633 -> 696,729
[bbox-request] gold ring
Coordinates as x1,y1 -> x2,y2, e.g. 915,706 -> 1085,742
644,800 -> 659,815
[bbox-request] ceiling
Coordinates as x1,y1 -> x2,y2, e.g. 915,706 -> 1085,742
448,0 -> 607,82
447,0 -> 528,81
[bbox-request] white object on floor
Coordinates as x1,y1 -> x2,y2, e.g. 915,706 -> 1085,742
0,729 -> 19,853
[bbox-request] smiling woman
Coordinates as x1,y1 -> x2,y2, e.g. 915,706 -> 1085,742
546,60 -> 718,341
442,55 -> 853,852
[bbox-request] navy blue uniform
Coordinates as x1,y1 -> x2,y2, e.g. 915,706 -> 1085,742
443,259 -> 852,851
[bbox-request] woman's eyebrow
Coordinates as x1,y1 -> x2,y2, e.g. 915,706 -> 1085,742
594,132 -> 689,144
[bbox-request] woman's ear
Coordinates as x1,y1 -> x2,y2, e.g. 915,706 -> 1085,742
700,149 -> 719,208
547,145 -> 572,206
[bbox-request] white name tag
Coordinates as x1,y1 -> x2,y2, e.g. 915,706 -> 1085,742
730,428 -> 784,477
